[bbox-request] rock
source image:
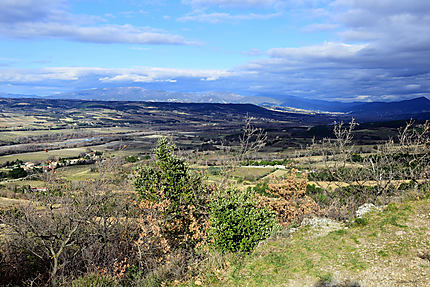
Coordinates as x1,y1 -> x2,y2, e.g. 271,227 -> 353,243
301,217 -> 345,237
355,203 -> 382,218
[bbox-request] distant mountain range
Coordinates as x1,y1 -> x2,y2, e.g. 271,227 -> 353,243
16,87 -> 280,106
347,96 -> 430,115
276,95 -> 430,120
282,96 -> 430,121
1,87 -> 430,122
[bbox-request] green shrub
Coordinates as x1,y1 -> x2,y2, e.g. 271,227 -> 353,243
306,184 -> 329,205
8,167 -> 27,179
350,153 -> 363,162
71,273 -> 119,287
247,181 -> 271,197
209,188 -> 276,253
353,217 -> 369,227
208,166 -> 221,176
125,155 -> 139,163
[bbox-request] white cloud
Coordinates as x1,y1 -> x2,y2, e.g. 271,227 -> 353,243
0,0 -> 195,45
405,84 -> 421,90
0,22 -> 197,45
178,11 -> 280,23
0,66 -> 233,84
182,0 -> 281,9
268,42 -> 366,60
99,74 -> 154,83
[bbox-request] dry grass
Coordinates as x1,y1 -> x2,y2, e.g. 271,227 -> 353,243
0,196 -> 30,209
231,167 -> 274,180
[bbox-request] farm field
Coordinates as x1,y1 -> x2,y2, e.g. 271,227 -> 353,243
0,147 -> 92,164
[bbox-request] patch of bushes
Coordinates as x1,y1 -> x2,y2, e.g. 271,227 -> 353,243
71,273 -> 119,287
8,167 -> 27,179
306,184 -> 329,206
0,179 -> 140,286
134,138 -> 279,256
208,166 -> 221,176
125,155 -> 139,163
209,188 -> 276,253
308,169 -> 336,181
257,172 -> 320,227
352,217 -> 369,227
247,181 -> 271,197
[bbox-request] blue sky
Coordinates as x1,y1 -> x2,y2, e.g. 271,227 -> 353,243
0,0 -> 429,102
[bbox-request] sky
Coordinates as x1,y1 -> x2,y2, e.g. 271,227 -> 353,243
0,0 -> 429,102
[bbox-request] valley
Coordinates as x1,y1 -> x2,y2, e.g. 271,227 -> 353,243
0,98 -> 429,287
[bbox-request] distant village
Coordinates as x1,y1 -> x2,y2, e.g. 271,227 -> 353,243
0,150 -> 104,180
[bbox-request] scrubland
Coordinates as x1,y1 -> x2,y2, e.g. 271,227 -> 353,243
0,117 -> 429,287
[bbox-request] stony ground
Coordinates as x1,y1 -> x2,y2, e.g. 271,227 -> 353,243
346,200 -> 430,287
181,195 -> 430,287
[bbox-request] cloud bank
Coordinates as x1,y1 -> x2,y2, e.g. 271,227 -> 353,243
0,0 -> 195,45
237,0 -> 430,101
1,0 -> 430,102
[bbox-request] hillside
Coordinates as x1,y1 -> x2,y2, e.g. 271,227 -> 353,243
181,197 -> 430,287
274,95 -> 430,121
2,92 -> 430,122
349,97 -> 430,121
0,98 -> 335,131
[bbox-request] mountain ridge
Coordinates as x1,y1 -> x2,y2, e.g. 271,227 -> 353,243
1,88 -> 429,121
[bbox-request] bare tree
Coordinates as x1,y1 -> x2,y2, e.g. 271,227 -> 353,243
1,192 -> 94,285
397,120 -> 430,183
306,119 -> 360,189
219,115 -> 267,187
306,119 -> 430,209
0,165 -> 139,286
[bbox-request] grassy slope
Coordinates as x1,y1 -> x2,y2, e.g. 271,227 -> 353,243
183,195 -> 430,287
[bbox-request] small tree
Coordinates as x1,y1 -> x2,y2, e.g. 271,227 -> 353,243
134,138 -> 211,254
